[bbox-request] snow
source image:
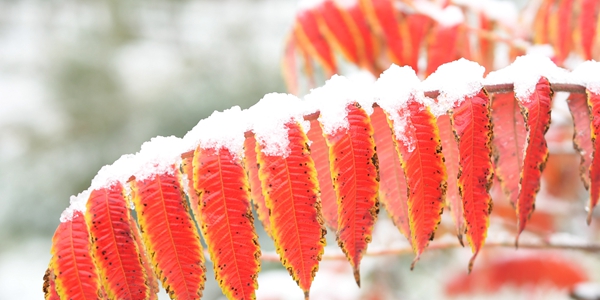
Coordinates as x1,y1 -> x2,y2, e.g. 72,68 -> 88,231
421,58 -> 485,116
373,64 -> 422,152
484,54 -> 572,100
570,60 -> 600,94
183,106 -> 250,159
413,3 -> 464,27
247,93 -> 311,158
453,0 -> 518,25
297,0 -> 325,11
59,189 -> 91,222
304,74 -> 374,136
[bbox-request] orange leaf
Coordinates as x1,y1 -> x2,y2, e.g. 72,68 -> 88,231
533,0 -> 554,45
256,121 -> 326,296
244,135 -> 272,235
315,0 -> 362,66
587,90 -> 600,223
553,0 -> 575,64
402,13 -> 431,72
346,2 -> 380,73
426,24 -> 460,76
567,93 -> 593,190
194,147 -> 261,300
86,184 -> 151,299
181,153 -> 201,224
282,35 -> 299,95
307,119 -> 338,231
130,171 -> 206,299
51,211 -> 105,300
516,77 -> 553,242
387,97 -> 446,268
579,0 -> 600,60
491,92 -> 526,207
323,103 -> 379,284
437,114 -> 464,244
359,0 -> 404,65
372,106 -> 410,242
478,13 -> 495,73
295,8 -> 337,77
129,216 -> 159,299
43,267 -> 60,300
451,89 -> 494,272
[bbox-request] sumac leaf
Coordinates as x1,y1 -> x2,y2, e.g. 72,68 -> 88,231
587,90 -> 600,224
451,89 -> 494,272
401,13 -> 431,72
181,152 -> 200,223
86,184 -> 150,299
386,98 -> 446,269
579,0 -> 600,60
359,0 -> 403,65
51,211 -> 104,300
130,171 -> 206,299
371,106 -> 410,242
323,103 -> 379,285
315,0 -> 362,67
282,35 -> 299,95
43,267 -> 60,300
491,92 -> 526,207
256,121 -> 326,297
244,135 -> 272,235
566,93 -> 593,190
437,114 -> 463,244
194,146 -> 261,300
426,24 -> 460,76
345,1 -> 379,73
516,77 -> 553,242
553,0 -> 575,64
307,119 -> 338,231
295,8 -> 337,76
129,217 -> 159,300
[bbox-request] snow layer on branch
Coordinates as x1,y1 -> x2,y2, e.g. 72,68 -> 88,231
183,106 -> 250,159
373,64 -> 423,152
485,54 -> 572,100
413,2 -> 464,27
247,93 -> 310,158
421,58 -> 484,116
91,136 -> 186,190
59,189 -> 91,222
305,74 -> 374,136
571,60 -> 600,95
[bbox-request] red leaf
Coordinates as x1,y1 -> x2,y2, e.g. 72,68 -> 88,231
533,0 -> 553,45
451,89 -> 494,272
402,14 -> 431,72
256,121 -> 326,296
359,0 -> 404,65
346,2 -> 380,73
295,9 -> 337,76
371,106 -> 410,242
181,153 -> 200,224
323,103 -> 379,284
129,216 -> 159,299
445,252 -> 588,296
315,0 -> 362,66
437,114 -> 464,244
516,77 -> 553,242
426,24 -> 460,76
307,119 -> 338,231
43,267 -> 60,300
567,93 -> 593,190
282,35 -> 299,95
131,171 -> 206,299
194,147 -> 261,300
478,13 -> 495,73
553,0 -> 575,64
491,92 -> 526,207
244,135 -> 272,235
386,98 -> 446,268
86,184 -> 151,299
587,90 -> 600,223
579,0 -> 600,60
51,211 -> 105,300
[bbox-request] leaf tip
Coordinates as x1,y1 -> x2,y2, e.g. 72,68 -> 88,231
467,251 -> 479,274
304,290 -> 310,300
457,233 -> 464,247
410,255 -> 420,271
353,268 -> 361,288
587,210 -> 593,226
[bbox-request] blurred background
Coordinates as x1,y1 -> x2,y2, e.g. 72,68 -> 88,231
2,0 -> 600,299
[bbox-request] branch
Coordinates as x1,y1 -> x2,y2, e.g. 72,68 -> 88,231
255,240 -> 600,262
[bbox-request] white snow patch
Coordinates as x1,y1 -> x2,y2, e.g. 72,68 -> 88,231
453,0 -> 518,25
485,54 -> 572,100
247,93 -> 311,158
421,58 -> 485,115
526,44 -> 555,58
413,2 -> 464,27
297,0 -> 325,11
373,64 -> 422,152
59,189 -> 91,222
304,74 -> 375,136
183,106 -> 250,159
571,60 -> 600,94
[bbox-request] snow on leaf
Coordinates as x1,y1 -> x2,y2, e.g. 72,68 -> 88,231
307,119 -> 338,231
491,92 -> 526,207
51,210 -> 105,300
256,121 -> 326,297
516,77 -> 553,243
322,102 -> 379,285
451,89 -> 494,272
193,146 -> 261,300
85,184 -> 151,300
130,169 -> 206,299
